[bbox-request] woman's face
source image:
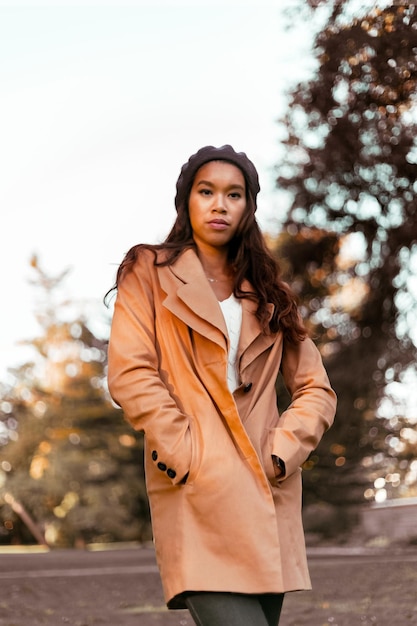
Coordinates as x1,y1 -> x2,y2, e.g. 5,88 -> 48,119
188,161 -> 247,252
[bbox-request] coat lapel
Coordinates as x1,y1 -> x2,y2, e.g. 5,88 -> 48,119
158,249 -> 228,349
238,283 -> 278,372
158,248 -> 280,369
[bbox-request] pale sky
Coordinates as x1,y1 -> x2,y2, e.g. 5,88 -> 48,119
1,1 -> 316,377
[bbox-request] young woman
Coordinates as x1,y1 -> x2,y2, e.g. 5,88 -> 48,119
107,145 -> 337,626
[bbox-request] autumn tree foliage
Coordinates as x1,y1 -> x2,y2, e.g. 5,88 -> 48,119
275,1 -> 417,512
0,258 -> 151,546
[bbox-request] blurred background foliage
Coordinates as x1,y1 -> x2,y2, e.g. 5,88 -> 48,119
274,0 -> 417,519
1,0 -> 417,546
0,257 -> 152,546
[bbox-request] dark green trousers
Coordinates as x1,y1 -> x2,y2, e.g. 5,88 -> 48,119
185,592 -> 285,626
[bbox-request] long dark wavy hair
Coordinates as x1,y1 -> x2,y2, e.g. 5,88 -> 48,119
105,168 -> 307,344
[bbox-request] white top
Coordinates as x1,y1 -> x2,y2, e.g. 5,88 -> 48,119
219,294 -> 242,392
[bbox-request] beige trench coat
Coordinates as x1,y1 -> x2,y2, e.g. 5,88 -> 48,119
107,248 -> 336,609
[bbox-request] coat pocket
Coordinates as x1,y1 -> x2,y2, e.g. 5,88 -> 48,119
261,428 -> 280,485
182,415 -> 203,485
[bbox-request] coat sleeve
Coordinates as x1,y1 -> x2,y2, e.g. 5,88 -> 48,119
107,252 -> 191,485
271,337 -> 337,478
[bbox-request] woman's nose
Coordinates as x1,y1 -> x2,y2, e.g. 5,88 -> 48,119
213,195 -> 227,212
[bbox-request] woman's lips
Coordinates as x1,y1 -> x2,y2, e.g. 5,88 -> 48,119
208,219 -> 229,230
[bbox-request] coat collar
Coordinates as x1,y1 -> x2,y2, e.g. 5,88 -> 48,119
158,248 -> 278,361
158,248 -> 228,348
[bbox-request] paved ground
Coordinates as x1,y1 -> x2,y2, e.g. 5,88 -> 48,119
0,544 -> 416,625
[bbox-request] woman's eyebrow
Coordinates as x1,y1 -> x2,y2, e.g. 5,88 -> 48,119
196,180 -> 245,191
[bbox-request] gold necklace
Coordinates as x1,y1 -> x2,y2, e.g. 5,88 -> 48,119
205,275 -> 230,283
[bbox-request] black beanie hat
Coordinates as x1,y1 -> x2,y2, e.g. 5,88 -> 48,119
174,144 -> 260,213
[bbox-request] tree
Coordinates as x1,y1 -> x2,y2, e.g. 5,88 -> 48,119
0,257 -> 151,546
274,1 -> 417,514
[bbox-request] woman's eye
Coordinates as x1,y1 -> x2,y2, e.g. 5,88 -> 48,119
230,192 -> 241,199
199,189 -> 212,196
